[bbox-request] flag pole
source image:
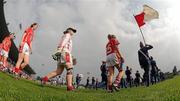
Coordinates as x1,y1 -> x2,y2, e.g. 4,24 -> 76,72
133,15 -> 146,45
138,25 -> 146,45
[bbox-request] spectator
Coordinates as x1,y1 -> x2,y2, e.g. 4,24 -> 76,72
76,74 -> 80,88
95,78 -> 99,90
125,66 -> 132,87
85,77 -> 90,88
159,70 -> 165,81
92,77 -> 95,88
120,77 -> 127,88
173,66 -> 177,75
100,61 -> 107,87
138,42 -> 153,87
134,70 -> 141,87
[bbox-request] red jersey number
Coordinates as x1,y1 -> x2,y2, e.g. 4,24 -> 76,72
106,44 -> 112,55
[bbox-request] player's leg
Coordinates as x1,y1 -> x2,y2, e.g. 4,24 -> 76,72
107,66 -> 114,92
113,65 -> 124,90
66,61 -> 74,91
114,60 -> 124,83
15,53 -> 24,73
20,43 -> 31,69
2,56 -> 7,68
20,54 -> 29,70
42,66 -> 65,84
14,43 -> 28,73
111,55 -> 124,91
115,69 -> 124,83
64,52 -> 74,91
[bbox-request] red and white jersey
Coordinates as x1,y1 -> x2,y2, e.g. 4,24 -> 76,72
2,36 -> 12,52
106,39 -> 117,56
21,27 -> 34,47
58,33 -> 72,53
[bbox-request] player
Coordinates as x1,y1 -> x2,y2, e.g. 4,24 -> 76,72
14,23 -> 38,73
0,33 -> 15,68
42,27 -> 77,91
106,34 -> 124,92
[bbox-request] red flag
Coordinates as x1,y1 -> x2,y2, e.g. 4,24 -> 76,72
134,12 -> 145,27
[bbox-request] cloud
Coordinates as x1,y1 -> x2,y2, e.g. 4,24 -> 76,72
4,0 -> 180,82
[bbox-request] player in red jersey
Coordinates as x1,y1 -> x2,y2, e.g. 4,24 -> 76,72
106,34 -> 124,92
0,33 -> 15,68
42,27 -> 77,91
14,23 -> 38,73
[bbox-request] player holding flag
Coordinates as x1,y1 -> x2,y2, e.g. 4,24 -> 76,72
42,27 -> 77,91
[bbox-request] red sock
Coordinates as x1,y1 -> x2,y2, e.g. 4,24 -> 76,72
67,85 -> 74,91
114,78 -> 120,85
43,76 -> 49,82
14,67 -> 20,73
108,85 -> 112,90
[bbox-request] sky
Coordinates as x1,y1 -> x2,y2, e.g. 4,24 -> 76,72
3,0 -> 180,82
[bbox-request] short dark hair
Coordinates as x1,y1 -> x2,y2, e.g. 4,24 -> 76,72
30,23 -> 38,28
67,27 -> 76,33
64,27 -> 77,34
108,34 -> 112,39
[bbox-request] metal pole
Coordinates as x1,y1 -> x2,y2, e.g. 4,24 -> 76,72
138,26 -> 146,45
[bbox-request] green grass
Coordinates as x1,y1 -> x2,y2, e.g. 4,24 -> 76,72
0,72 -> 180,101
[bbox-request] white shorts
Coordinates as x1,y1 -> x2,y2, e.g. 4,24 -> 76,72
106,53 -> 119,67
0,62 -> 3,65
20,43 -> 30,55
1,49 -> 8,58
57,52 -> 73,67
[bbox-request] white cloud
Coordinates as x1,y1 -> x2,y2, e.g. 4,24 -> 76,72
4,0 -> 180,82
